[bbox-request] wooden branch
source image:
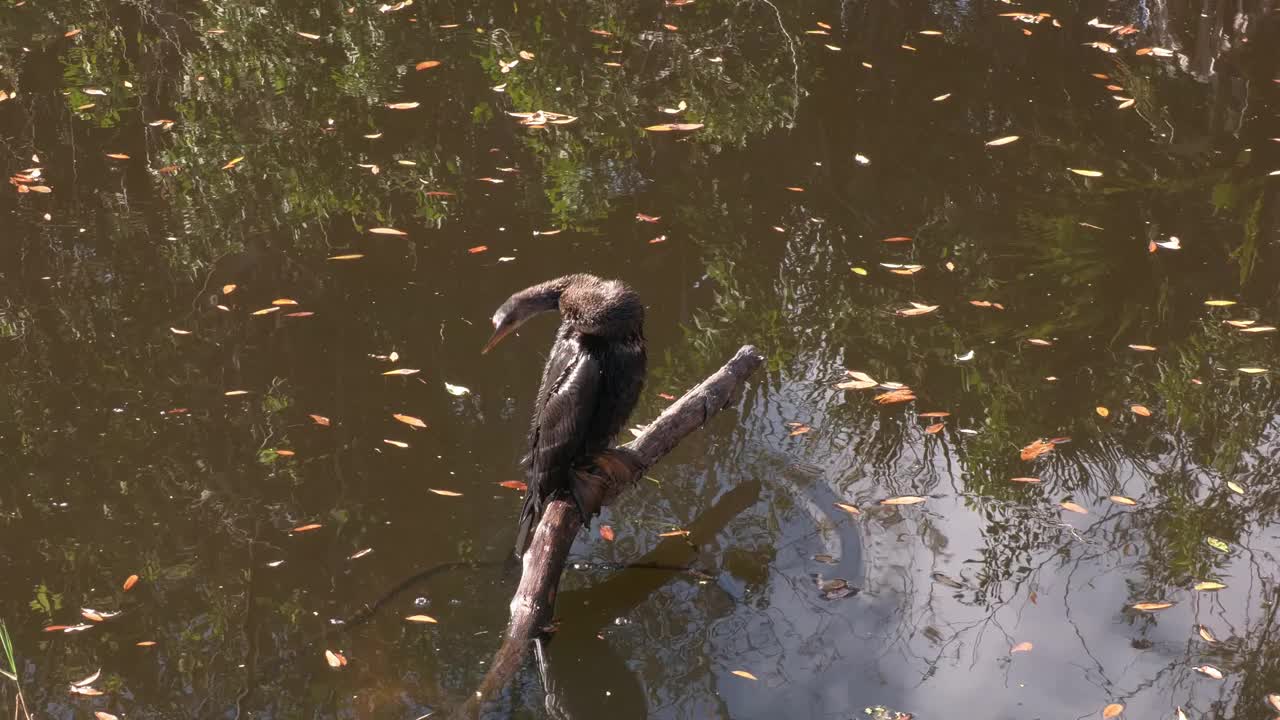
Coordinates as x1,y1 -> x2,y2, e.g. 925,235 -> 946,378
456,345 -> 764,717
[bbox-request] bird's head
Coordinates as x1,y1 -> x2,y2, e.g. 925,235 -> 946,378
481,276 -> 574,354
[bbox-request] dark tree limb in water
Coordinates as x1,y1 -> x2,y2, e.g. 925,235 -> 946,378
457,344 -> 764,717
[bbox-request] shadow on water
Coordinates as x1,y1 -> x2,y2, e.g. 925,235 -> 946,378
1,0 -> 1279,717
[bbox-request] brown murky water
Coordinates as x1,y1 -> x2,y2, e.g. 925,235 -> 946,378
2,0 -> 1279,718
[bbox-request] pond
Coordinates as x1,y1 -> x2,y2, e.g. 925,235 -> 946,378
2,0 -> 1279,718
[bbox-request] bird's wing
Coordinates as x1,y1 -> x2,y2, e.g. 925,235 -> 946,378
529,346 -> 601,482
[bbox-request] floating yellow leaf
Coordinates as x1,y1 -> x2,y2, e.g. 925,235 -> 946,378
428,488 -> 462,497
224,390 -> 250,396
221,156 -> 244,170
1067,168 -> 1103,177
386,102 -> 420,110
327,253 -> 365,260
383,439 -> 409,448
896,302 -> 939,317
251,306 -> 280,316
1130,405 -> 1152,416
324,649 -> 347,667
1131,601 -> 1174,611
95,713 -> 119,720
1060,501 -> 1088,514
1203,299 -> 1237,306
1197,625 -> 1217,643
221,284 -> 237,294
170,327 -> 192,335
985,135 -> 1020,146
1128,344 -> 1157,351
881,496 -> 926,506
1239,367 -> 1268,374
1194,665 -> 1223,680
644,123 -> 704,132
1109,495 -> 1137,506
405,614 -> 438,624
1096,406 -> 1110,417
834,502 -> 861,515
382,368 -> 421,376
1194,581 -> 1226,591
370,227 -> 408,236
415,60 -> 442,71
105,153 -> 130,160
1227,481 -> 1244,494
658,529 -> 690,537
731,670 -> 758,680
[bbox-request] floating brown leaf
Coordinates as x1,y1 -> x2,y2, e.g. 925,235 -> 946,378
875,388 -> 916,404
1131,601 -> 1174,611
1130,405 -> 1152,417
658,529 -> 690,537
309,414 -> 331,426
924,423 -> 944,434
415,60 -> 442,71
1060,501 -> 1088,514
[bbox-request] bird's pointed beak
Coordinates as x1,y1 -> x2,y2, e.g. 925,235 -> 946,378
481,323 -> 515,354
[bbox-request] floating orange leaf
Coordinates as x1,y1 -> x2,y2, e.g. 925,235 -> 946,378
1102,703 -> 1124,718
498,480 -> 527,491
1096,406 -> 1110,417
1020,439 -> 1055,461
393,413 -> 428,428
136,640 -> 157,647
882,236 -> 912,243
292,523 -> 322,533
1010,477 -> 1041,483
875,388 -> 916,404
122,574 -> 139,591
1130,405 -> 1151,417
599,525 -> 615,541
309,414 -> 331,426
386,102 -> 420,110
415,60 -> 442,71
1011,641 -> 1034,653
221,156 -> 244,170
925,423 -> 944,434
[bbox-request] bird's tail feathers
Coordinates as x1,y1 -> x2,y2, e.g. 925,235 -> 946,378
513,489 -> 544,559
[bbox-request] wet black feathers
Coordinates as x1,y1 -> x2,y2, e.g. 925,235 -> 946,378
511,276 -> 646,557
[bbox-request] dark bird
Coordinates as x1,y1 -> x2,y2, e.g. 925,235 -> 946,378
483,274 -> 646,558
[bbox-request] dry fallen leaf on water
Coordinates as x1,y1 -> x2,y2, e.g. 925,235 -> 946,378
788,424 -> 811,436
985,135 -> 1020,146
105,153 -> 130,160
881,496 -> 926,506
1130,405 -> 1152,417
897,302 -> 939,317
405,614 -> 438,624
1194,581 -> 1226,591
834,502 -> 861,515
924,423 -> 945,434
731,670 -> 758,680
327,254 -> 364,261
429,489 -> 463,497
1011,641 -> 1033,653
1204,299 -> 1237,306
170,327 -> 191,335
224,390 -> 250,396
1197,625 -> 1218,643
1067,168 -> 1103,177
415,60 -> 442,70
875,388 -> 917,404
292,523 -> 322,533
1026,338 -> 1053,346
382,368 -> 421,376
599,525 -> 615,541
384,439 -> 409,448
1239,367 -> 1268,374
386,102 -> 420,110
1227,481 -> 1245,494
275,449 -> 295,457
658,529 -> 690,538
1102,703 -> 1124,719
1109,495 -> 1137,506
445,382 -> 472,396
1128,344 -> 1157,351
370,227 -> 407,236
309,414 -> 331,426
644,123 -> 705,132
324,650 -> 347,668
468,245 -> 489,254
882,236 -> 912,243
1096,406 -> 1110,418
251,306 -> 279,316
296,31 -> 321,40
221,156 -> 244,170
1131,601 -> 1174,611
1010,477 -> 1041,483
95,712 -> 119,720
73,670 -> 101,687
393,413 -> 427,428
123,574 -> 139,591
348,548 -> 373,560
1020,439 -> 1055,461
1060,501 -> 1088,514
1194,665 -> 1224,680
498,480 -> 527,491
919,411 -> 951,418
136,641 -> 157,647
